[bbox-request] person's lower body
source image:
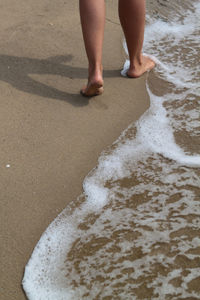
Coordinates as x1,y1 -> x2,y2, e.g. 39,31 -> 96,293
79,0 -> 155,96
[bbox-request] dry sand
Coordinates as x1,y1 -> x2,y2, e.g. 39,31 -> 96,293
0,1 -> 150,299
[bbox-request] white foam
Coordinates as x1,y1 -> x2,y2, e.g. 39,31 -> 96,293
136,87 -> 200,167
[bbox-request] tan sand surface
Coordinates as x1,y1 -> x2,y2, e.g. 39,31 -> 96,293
0,1 -> 150,299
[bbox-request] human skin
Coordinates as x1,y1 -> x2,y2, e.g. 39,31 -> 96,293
79,0 -> 155,96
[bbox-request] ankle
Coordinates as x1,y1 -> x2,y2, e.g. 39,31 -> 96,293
88,64 -> 103,83
89,63 -> 102,74
130,55 -> 142,70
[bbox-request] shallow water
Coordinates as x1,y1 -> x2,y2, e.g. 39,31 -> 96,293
23,1 -> 200,299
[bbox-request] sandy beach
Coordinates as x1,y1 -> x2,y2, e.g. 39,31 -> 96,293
0,1 -> 150,299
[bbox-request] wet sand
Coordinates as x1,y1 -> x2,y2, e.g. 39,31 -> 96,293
0,1 -> 150,299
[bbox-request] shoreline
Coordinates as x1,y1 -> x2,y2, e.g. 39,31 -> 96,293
0,1 -> 150,299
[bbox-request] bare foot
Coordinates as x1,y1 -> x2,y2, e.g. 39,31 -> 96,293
80,79 -> 104,97
81,67 -> 104,97
127,55 -> 155,78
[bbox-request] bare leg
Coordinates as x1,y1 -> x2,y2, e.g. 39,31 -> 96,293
79,0 -> 105,96
118,0 -> 155,78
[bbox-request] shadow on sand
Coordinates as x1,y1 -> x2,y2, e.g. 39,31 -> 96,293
0,54 -> 120,107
